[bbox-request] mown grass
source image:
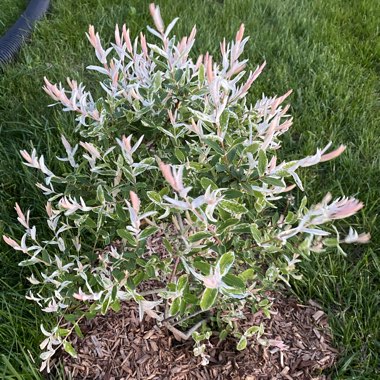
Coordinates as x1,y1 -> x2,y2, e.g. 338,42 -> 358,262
0,0 -> 27,36
0,0 -> 379,378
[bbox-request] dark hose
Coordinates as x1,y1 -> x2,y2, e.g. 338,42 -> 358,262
0,0 -> 50,65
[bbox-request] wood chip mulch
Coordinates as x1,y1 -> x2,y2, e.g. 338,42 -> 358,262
57,295 -> 338,380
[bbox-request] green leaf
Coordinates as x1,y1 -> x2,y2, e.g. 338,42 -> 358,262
258,299 -> 270,307
74,324 -> 84,338
258,149 -> 268,176
226,144 -> 241,162
193,260 -> 211,275
217,218 -> 239,233
204,138 -> 224,155
237,336 -> 247,351
163,238 -> 173,254
219,200 -> 248,215
133,158 -> 156,175
323,238 -> 338,247
63,342 -> 77,358
84,217 -> 97,229
239,269 -> 255,282
111,299 -> 121,313
133,271 -> 145,286
299,196 -> 308,213
18,257 -> 40,266
224,189 -> 244,199
261,176 -> 285,187
218,252 -> 235,276
219,110 -> 230,129
250,223 -> 261,243
147,191 -> 162,205
63,314 -> 77,323
170,297 -> 181,316
101,297 -> 112,315
139,226 -> 159,240
219,329 -> 229,341
177,274 -> 188,292
117,229 -> 136,245
174,148 -> 186,163
96,185 -> 105,204
198,64 -> 205,83
215,163 -> 227,173
115,203 -> 127,221
188,231 -> 212,243
175,68 -> 184,82
245,326 -> 260,338
152,72 -> 162,92
285,211 -> 298,224
157,126 -> 175,138
231,223 -> 251,234
243,142 -> 260,155
222,273 -> 245,289
121,166 -> 136,184
254,197 -> 266,213
58,328 -> 70,337
200,177 -> 218,190
200,288 -> 218,310
188,162 -> 204,171
136,258 -> 148,267
96,212 -> 104,232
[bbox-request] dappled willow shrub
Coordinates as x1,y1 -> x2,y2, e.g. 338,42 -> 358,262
4,3 -> 369,372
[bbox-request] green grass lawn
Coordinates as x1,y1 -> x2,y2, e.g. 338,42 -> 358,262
0,0 -> 27,36
0,0 -> 379,378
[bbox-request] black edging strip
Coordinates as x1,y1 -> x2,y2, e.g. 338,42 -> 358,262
0,0 -> 50,65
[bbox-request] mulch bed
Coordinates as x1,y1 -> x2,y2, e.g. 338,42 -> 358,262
58,295 -> 338,380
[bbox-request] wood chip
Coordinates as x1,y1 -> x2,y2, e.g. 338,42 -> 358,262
57,294 -> 338,380
56,231 -> 338,379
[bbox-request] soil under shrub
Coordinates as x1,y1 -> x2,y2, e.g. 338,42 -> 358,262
57,294 -> 338,380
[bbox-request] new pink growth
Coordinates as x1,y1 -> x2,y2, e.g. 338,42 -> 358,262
87,25 -> 111,66
58,197 -> 78,211
109,60 -> 119,88
140,33 -> 148,58
114,24 -> 122,47
158,162 -> 191,197
121,135 -> 132,152
241,61 -> 266,92
235,24 -> 245,43
203,274 -> 223,289
205,53 -> 214,83
149,3 -> 165,34
73,288 -> 96,302
43,77 -> 72,108
343,227 -> 370,244
3,235 -> 20,249
271,89 -> 293,113
15,203 -> 29,229
79,142 -> 101,159
220,38 -> 226,56
130,191 -> 141,214
195,54 -> 203,71
354,233 -> 371,243
20,150 -> 33,164
231,61 -> 266,101
66,78 -> 78,93
327,197 -> 364,219
122,25 -> 133,53
159,161 -> 178,191
320,145 -> 346,162
87,25 -> 98,48
276,117 -> 293,132
45,202 -> 53,218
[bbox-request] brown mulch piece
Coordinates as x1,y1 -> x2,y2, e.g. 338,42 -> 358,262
59,295 -> 338,380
